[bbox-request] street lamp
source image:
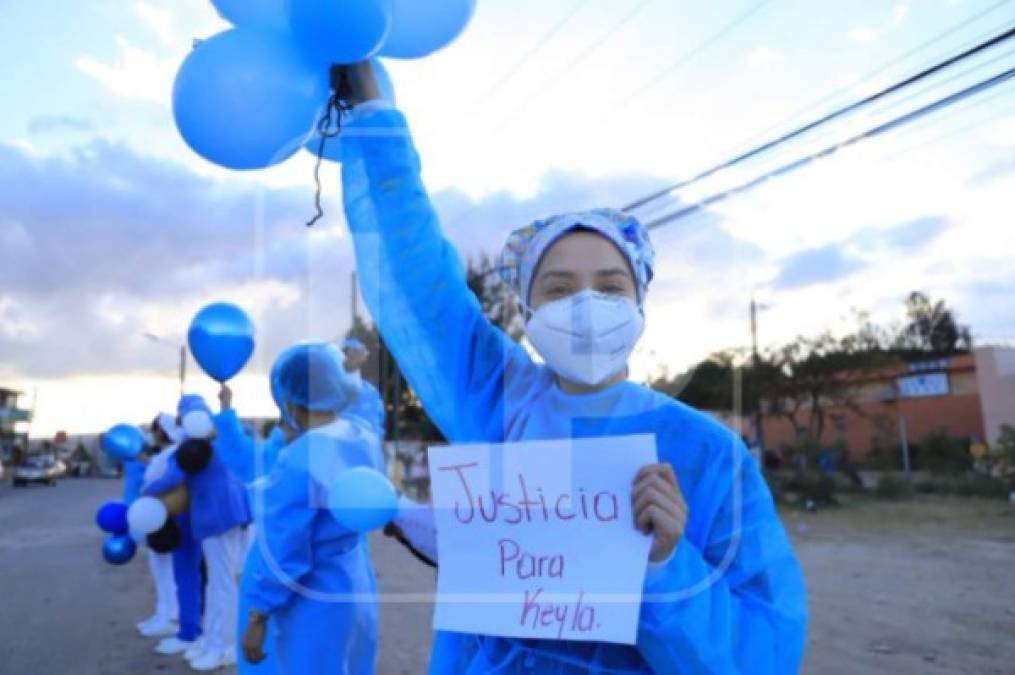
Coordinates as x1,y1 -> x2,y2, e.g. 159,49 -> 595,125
145,333 -> 187,399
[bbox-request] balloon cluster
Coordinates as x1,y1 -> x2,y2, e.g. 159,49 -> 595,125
173,0 -> 476,171
95,501 -> 137,566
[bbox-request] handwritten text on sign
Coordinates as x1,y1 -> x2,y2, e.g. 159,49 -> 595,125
428,435 -> 656,645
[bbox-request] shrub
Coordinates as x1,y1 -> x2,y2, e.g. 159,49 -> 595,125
875,475 -> 913,500
915,428 -> 972,474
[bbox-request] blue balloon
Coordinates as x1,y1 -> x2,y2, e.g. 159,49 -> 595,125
173,28 -> 329,170
210,0 -> 287,30
304,59 -> 397,163
102,533 -> 137,566
381,0 -> 476,59
285,0 -> 391,66
328,467 -> 397,533
95,501 -> 129,534
188,302 -> 256,382
102,424 -> 144,462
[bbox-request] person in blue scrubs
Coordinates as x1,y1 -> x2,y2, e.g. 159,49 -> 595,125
213,386 -> 288,675
339,337 -> 386,467
146,395 -> 251,670
240,342 -> 385,675
336,63 -> 808,674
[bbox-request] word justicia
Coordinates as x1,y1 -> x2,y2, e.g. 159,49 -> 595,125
437,462 -> 620,525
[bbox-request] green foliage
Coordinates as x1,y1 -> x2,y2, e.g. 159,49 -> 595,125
995,424 -> 1015,461
914,428 -> 972,474
914,475 -> 1009,499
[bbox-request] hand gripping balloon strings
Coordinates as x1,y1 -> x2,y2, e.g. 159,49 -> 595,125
305,66 -> 354,228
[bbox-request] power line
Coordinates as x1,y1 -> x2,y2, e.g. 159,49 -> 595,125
443,0 -> 655,230
715,45 -> 1015,186
644,67 -> 1015,230
472,0 -> 591,109
722,0 -> 1014,160
619,0 -> 775,109
623,25 -> 1015,213
486,0 -> 655,134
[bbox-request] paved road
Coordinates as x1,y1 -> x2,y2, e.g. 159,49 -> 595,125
0,479 -> 433,675
2,479 -> 1013,674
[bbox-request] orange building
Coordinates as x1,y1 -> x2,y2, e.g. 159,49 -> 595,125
761,346 -> 1015,462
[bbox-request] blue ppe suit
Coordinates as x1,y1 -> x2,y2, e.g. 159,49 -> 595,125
243,417 -> 383,675
340,107 -> 808,674
121,459 -> 146,505
214,409 -> 286,484
343,380 -> 385,439
213,411 -> 287,675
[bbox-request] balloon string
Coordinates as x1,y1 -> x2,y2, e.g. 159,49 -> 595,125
306,66 -> 354,229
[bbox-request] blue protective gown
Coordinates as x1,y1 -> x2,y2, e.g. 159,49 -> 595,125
213,414 -> 287,675
121,459 -> 146,505
341,107 -> 808,674
242,417 -> 383,675
343,380 -> 385,439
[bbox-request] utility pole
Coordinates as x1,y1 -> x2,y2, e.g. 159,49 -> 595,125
145,333 -> 186,399
351,271 -> 359,325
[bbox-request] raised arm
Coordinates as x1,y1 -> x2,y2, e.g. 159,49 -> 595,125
340,65 -> 541,443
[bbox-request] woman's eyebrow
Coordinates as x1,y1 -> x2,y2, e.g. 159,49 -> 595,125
596,268 -> 632,279
537,270 -> 577,281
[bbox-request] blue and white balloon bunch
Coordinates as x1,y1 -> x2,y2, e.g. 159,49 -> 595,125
173,0 -> 476,170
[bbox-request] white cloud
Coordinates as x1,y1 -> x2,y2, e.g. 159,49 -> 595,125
134,1 -> 177,48
847,26 -> 880,43
747,46 -> 785,70
75,36 -> 177,106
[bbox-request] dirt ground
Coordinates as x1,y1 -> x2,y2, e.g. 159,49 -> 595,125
0,479 -> 1012,674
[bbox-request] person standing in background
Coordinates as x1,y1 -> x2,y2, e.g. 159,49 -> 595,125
135,413 -> 183,639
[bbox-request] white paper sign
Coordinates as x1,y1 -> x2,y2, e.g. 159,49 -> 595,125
428,434 -> 657,646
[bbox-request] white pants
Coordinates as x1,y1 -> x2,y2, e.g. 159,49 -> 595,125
201,527 -> 247,653
147,550 -> 178,621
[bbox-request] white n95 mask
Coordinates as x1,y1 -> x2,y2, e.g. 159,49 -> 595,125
525,290 -> 645,387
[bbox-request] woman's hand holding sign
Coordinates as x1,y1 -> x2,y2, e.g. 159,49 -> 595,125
633,463 -> 687,563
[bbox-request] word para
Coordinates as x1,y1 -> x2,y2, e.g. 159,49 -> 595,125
499,538 -> 564,580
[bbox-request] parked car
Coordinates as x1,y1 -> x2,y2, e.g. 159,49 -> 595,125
13,456 -> 62,487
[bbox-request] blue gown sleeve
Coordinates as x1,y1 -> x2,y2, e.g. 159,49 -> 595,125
341,108 -> 541,443
245,441 -> 318,614
121,460 -> 146,504
636,446 -> 808,673
213,409 -> 256,483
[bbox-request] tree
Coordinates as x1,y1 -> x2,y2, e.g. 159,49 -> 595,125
346,253 -> 525,442
895,291 -> 972,354
466,254 -> 524,343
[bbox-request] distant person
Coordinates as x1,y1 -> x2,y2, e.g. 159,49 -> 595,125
340,337 -> 387,465
146,395 -> 251,671
136,414 -> 182,639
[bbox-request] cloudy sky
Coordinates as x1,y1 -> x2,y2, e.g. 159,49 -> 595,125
1,0 -> 1013,436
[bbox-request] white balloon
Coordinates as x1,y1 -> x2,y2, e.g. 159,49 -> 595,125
129,527 -> 148,545
381,0 -> 476,59
127,497 -> 168,535
182,410 -> 214,439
